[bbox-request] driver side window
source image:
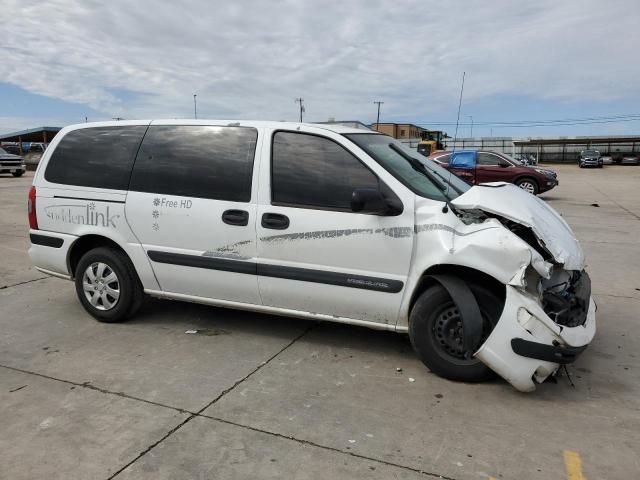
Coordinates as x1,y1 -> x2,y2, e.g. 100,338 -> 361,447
271,131 -> 381,211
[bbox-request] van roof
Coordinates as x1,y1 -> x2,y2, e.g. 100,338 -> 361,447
60,119 -> 379,136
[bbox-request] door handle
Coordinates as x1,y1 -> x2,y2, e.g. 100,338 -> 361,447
261,213 -> 289,230
222,209 -> 249,226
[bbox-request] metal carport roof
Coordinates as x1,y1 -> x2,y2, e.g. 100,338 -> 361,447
0,127 -> 62,143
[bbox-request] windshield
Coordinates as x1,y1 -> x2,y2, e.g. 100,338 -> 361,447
0,147 -> 6,155
583,150 -> 599,156
345,133 -> 470,201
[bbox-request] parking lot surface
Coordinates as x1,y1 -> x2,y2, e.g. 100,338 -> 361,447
1,166 -> 639,479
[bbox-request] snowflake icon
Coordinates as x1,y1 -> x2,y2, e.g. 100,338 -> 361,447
153,198 -> 161,207
88,202 -> 96,211
152,223 -> 159,231
152,210 -> 159,219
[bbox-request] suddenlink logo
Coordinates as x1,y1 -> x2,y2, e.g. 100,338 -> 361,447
44,203 -> 120,228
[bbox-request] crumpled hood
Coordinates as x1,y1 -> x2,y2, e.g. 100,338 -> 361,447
451,182 -> 584,270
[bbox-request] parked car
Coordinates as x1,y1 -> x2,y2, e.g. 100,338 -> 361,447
578,149 -> 603,168
0,147 -> 26,177
428,150 -> 558,195
620,155 -> 639,165
1,144 -> 21,155
28,121 -> 595,392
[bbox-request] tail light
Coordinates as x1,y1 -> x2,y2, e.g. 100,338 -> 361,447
28,186 -> 38,230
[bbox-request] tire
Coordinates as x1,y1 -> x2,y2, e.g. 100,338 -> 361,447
409,283 -> 502,383
515,177 -> 539,195
74,247 -> 144,323
12,171 -> 24,177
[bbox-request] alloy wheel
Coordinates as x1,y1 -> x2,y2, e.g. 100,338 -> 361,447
82,262 -> 120,311
518,181 -> 536,194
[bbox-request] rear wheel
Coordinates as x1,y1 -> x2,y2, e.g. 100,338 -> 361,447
409,283 -> 502,383
74,247 -> 143,323
516,177 -> 538,194
12,171 -> 24,177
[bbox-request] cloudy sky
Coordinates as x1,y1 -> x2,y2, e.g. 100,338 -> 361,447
1,0 -> 639,137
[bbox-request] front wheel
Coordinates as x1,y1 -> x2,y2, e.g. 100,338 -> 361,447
74,247 -> 143,322
515,177 -> 539,194
12,171 -> 24,177
409,283 -> 502,383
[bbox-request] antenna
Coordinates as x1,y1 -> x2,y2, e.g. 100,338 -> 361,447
444,71 -> 466,206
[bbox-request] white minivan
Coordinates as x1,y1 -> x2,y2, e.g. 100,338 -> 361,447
28,120 -> 596,392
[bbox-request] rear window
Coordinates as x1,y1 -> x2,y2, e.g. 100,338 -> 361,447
129,125 -> 257,201
45,126 -> 147,189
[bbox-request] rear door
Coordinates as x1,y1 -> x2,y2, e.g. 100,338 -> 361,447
125,124 -> 261,304
255,129 -> 415,325
449,151 -> 477,185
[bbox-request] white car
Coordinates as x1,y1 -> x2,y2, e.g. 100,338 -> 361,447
28,120 -> 596,392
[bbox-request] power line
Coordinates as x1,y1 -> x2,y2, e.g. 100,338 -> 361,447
414,113 -> 640,128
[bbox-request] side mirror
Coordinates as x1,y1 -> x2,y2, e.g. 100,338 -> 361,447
351,188 -> 393,215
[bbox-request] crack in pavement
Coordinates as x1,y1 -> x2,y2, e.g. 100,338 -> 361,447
0,276 -> 50,290
199,414 -> 458,479
586,182 -> 640,221
0,364 -> 191,415
106,323 -> 318,479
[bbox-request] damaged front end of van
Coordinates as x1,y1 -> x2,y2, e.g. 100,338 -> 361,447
418,183 -> 596,392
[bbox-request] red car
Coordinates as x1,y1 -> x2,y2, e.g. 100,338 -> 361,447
427,150 -> 558,195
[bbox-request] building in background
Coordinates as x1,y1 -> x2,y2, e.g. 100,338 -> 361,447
371,122 -> 427,139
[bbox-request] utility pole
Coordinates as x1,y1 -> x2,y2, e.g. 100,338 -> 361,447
295,98 -> 305,122
373,101 -> 384,130
467,115 -> 473,137
193,94 -> 197,119
112,117 -> 124,121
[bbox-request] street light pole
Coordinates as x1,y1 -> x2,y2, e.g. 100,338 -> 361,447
467,115 -> 473,137
295,98 -> 304,122
373,101 -> 384,130
193,94 -> 197,119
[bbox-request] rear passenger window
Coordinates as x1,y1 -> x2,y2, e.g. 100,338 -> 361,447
272,131 -> 379,210
45,126 -> 147,190
129,126 -> 257,201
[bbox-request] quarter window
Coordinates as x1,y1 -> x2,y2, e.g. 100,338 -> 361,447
129,125 -> 257,201
271,132 -> 380,210
45,126 -> 147,190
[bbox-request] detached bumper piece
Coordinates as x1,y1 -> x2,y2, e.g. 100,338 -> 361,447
511,338 -> 587,364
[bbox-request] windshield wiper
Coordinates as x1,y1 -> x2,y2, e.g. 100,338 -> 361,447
388,143 -> 454,212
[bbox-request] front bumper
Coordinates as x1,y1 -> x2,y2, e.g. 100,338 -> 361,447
475,285 -> 596,392
0,162 -> 26,173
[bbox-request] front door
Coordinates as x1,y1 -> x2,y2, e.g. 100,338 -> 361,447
475,152 -> 515,184
255,129 -> 415,326
126,124 -> 261,304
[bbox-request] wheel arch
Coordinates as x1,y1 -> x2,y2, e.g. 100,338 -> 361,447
408,264 -> 506,317
67,234 -> 129,279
